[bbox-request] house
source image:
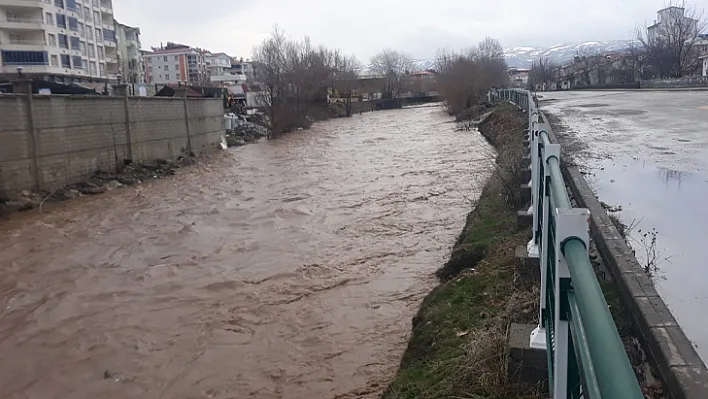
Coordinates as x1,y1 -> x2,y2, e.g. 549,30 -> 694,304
115,22 -> 144,84
701,54 -> 708,77
508,68 -> 530,88
143,43 -> 209,86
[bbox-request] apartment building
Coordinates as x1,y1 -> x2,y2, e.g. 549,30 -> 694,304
143,44 -> 208,86
0,0 -> 120,84
115,20 -> 142,83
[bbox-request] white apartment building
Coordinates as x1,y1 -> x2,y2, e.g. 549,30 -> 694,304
115,21 -> 142,83
144,44 -> 208,86
205,51 -> 230,78
0,0 -> 120,84
647,6 -> 698,42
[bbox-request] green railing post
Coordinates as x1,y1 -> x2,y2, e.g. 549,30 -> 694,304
551,207 -> 590,398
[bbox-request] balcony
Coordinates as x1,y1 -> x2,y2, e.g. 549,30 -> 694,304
0,38 -> 48,50
0,17 -> 43,30
0,0 -> 43,8
100,6 -> 112,14
105,55 -> 117,63
103,40 -> 116,48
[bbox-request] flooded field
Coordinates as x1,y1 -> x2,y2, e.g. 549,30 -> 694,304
542,90 -> 708,362
0,105 -> 494,398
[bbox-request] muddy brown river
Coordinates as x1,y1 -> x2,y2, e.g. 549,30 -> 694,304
0,105 -> 493,399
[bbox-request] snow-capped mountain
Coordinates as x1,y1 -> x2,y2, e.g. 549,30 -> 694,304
361,40 -> 634,73
504,40 -> 634,68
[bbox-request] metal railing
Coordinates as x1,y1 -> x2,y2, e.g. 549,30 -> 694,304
491,88 -> 644,399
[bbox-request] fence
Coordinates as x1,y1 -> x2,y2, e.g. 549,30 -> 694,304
0,81 -> 224,197
640,76 -> 708,89
492,89 -> 643,399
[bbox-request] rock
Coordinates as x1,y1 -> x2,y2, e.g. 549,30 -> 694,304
75,181 -> 107,195
7,200 -> 35,212
178,157 -> 197,166
118,177 -> 139,186
104,180 -> 123,191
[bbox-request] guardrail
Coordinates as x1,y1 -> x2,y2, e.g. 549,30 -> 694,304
491,88 -> 644,399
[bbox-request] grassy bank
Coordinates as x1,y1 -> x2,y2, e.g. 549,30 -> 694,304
383,104 -> 541,399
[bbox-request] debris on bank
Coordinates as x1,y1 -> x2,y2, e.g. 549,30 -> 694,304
224,113 -> 269,147
1,156 -> 198,215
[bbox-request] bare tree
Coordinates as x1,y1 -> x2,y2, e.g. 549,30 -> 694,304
435,38 -> 509,118
528,56 -> 557,90
369,49 -> 414,99
636,1 -> 707,78
573,48 -> 606,86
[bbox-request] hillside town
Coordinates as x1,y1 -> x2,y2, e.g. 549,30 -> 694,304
511,7 -> 708,90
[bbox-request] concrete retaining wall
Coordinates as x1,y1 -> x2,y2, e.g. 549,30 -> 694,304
0,93 -> 224,196
541,113 -> 708,399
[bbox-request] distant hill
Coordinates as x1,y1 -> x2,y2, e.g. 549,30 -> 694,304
504,40 -> 634,69
361,40 -> 634,73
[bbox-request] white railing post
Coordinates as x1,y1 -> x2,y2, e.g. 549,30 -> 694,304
529,140 -> 557,350
552,207 -> 591,399
527,121 -> 547,259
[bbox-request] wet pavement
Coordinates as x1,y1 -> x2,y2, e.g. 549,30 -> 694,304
541,90 -> 708,362
0,105 -> 494,399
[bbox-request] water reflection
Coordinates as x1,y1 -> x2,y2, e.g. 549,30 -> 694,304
590,157 -> 708,360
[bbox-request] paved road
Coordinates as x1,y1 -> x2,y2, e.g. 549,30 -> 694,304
541,90 -> 708,363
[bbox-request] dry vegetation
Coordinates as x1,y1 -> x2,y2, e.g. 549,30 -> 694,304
436,38 -> 509,120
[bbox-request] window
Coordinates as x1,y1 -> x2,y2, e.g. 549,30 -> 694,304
164,65 -> 168,71
77,22 -> 84,35
99,62 -> 105,75
175,64 -> 179,71
48,34 -> 57,46
66,0 -> 77,11
45,12 -> 53,25
165,74 -> 170,80
1,51 -> 49,66
56,14 -> 66,28
93,11 -> 100,24
97,46 -> 104,59
174,55 -> 178,61
68,17 -> 78,30
163,56 -> 168,62
88,44 -> 95,57
83,6 -> 90,18
60,54 -> 71,68
72,56 -> 82,69
90,61 -> 97,75
54,0 -> 64,8
146,57 -> 151,63
70,37 -> 80,50
51,54 -> 59,67
92,0 -> 99,6
80,41 -> 86,55
176,73 -> 181,80
87,28 -> 93,40
102,29 -> 115,42
58,34 -> 68,48
148,66 -> 152,73
95,28 -> 102,41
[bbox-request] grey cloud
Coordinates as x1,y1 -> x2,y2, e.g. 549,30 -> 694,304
113,0 -> 708,61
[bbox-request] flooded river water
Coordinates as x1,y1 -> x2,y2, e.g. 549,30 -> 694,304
0,105 -> 493,399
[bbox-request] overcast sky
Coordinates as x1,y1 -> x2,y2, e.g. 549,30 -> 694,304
113,0 -> 708,61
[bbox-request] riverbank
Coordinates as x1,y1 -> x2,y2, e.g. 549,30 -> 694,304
382,104 -> 541,399
0,154 -> 209,218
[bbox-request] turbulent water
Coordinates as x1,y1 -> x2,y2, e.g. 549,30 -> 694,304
0,105 -> 494,399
